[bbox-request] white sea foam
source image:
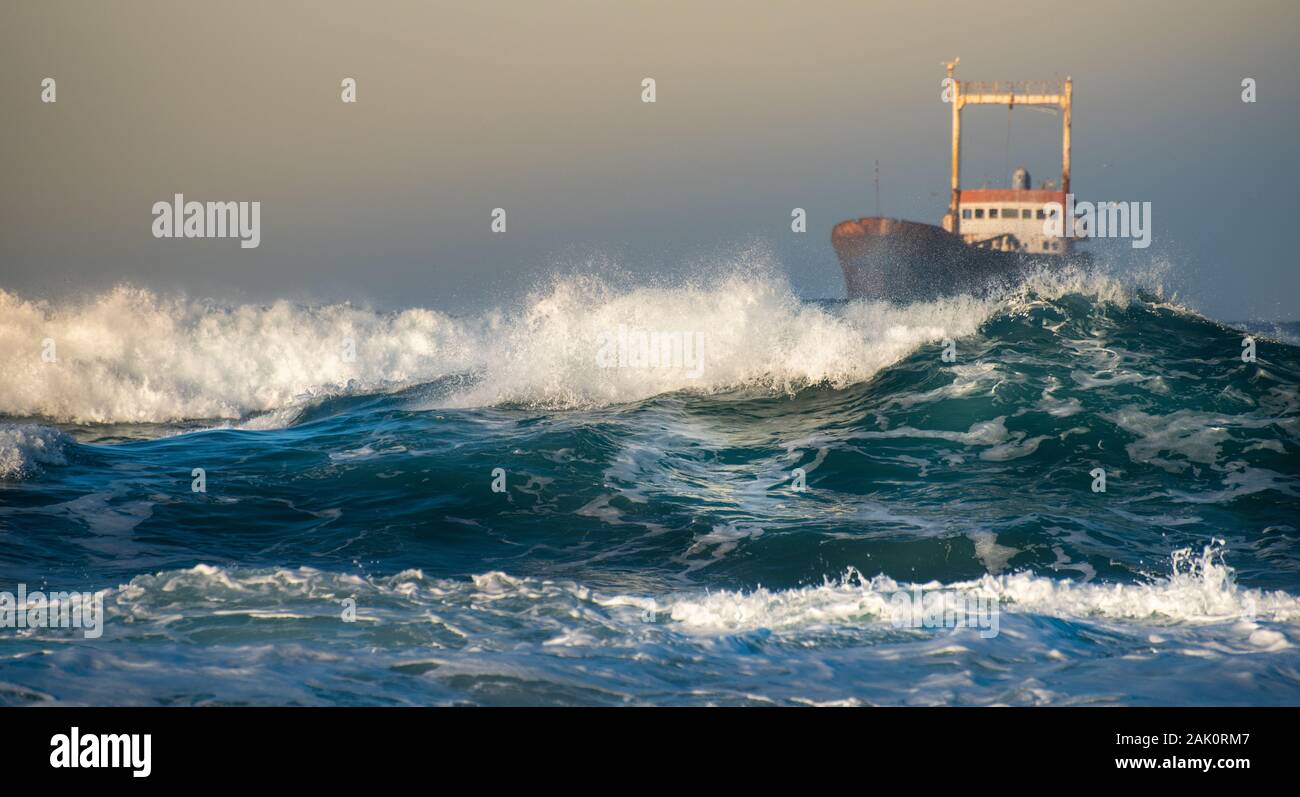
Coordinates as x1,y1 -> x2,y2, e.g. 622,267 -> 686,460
0,423 -> 74,479
667,544 -> 1300,634
104,545 -> 1300,644
0,265 -> 1191,424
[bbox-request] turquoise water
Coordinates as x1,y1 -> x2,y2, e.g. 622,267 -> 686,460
1,267 -> 1298,705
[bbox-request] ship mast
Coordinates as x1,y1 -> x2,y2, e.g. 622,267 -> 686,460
944,59 -> 1073,240
945,58 -> 961,236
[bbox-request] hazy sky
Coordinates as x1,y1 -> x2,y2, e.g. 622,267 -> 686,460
2,0 -> 1298,319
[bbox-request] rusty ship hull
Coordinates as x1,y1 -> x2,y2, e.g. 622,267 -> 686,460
833,217 -> 1058,302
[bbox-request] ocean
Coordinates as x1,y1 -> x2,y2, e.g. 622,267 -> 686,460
1,264 -> 1298,706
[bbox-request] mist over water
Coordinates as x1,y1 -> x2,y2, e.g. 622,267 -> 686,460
2,262 -> 1299,705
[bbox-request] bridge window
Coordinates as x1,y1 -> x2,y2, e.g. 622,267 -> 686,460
1003,209 -> 1018,218
1036,208 -> 1047,219
988,209 -> 999,218
974,208 -> 984,219
1021,209 -> 1032,219
962,208 -> 972,219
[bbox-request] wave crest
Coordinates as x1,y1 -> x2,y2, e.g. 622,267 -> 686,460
0,265 -> 1189,424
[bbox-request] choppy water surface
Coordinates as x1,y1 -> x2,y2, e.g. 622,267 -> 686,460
1,267 -> 1298,705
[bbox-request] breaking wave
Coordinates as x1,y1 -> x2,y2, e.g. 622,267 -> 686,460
668,544 -> 1300,636
0,265 -> 1176,425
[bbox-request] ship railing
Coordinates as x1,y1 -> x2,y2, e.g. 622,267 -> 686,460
967,232 -> 1023,252
959,80 -> 1066,97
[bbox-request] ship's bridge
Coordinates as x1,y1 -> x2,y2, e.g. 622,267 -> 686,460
957,188 -> 1066,253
